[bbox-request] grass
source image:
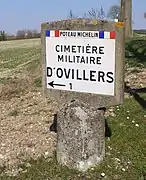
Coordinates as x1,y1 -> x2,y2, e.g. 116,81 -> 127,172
0,38 -> 146,179
0,95 -> 146,180
125,37 -> 146,68
0,39 -> 41,87
0,38 -> 40,51
0,47 -> 40,71
34,77 -> 42,88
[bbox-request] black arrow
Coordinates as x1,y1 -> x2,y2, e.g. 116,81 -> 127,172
48,81 -> 66,88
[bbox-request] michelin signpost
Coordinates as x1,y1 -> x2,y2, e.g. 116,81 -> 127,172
41,21 -> 124,172
46,30 -> 115,95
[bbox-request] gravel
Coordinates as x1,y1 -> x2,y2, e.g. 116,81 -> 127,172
0,89 -> 57,172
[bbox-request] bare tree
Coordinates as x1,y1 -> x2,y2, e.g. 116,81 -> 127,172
86,8 -> 99,19
98,6 -> 106,20
84,7 -> 106,20
68,10 -> 78,19
107,5 -> 120,20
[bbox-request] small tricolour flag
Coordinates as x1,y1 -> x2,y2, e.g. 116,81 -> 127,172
98,31 -> 116,39
46,30 -> 60,37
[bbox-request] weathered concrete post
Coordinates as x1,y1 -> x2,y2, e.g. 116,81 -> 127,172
57,100 -> 105,171
41,19 -> 125,171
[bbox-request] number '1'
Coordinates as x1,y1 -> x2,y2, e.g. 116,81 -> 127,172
69,83 -> 72,90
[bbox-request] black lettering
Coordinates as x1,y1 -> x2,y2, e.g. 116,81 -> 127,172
69,32 -> 76,37
106,72 -> 114,83
47,67 -> 52,77
60,45 -> 63,52
58,55 -> 64,62
83,70 -> 89,81
72,55 -> 75,63
96,57 -> 101,64
72,46 -> 76,53
60,32 -> 65,36
86,44 -> 91,53
64,45 -> 70,52
91,32 -> 94,37
98,71 -> 105,82
73,32 -> 76,37
86,56 -> 89,64
82,46 -> 85,53
99,47 -> 104,54
88,32 -> 91,37
80,56 -> 86,64
55,45 -> 59,52
83,32 -> 88,37
77,32 -> 81,37
95,33 -> 98,37
69,83 -> 72,89
90,57 -> 95,64
68,55 -> 72,63
72,69 -> 74,79
92,46 -> 98,54
65,55 -> 68,62
56,68 -> 63,78
77,46 -> 81,53
90,71 -> 96,81
76,56 -> 80,63
64,68 -> 71,79
60,32 -> 63,36
76,69 -> 82,80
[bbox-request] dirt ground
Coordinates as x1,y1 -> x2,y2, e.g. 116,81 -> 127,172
0,66 -> 146,175
0,70 -> 58,174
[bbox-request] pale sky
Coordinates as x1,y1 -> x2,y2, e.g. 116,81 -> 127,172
0,0 -> 146,34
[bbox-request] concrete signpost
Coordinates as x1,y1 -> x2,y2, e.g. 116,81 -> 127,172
41,20 -> 125,171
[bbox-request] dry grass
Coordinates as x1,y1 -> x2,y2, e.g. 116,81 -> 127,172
0,38 -> 40,51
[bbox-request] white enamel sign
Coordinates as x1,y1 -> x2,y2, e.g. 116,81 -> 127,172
46,30 -> 116,96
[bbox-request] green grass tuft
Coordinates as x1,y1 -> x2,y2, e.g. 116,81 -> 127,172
34,77 -> 42,88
